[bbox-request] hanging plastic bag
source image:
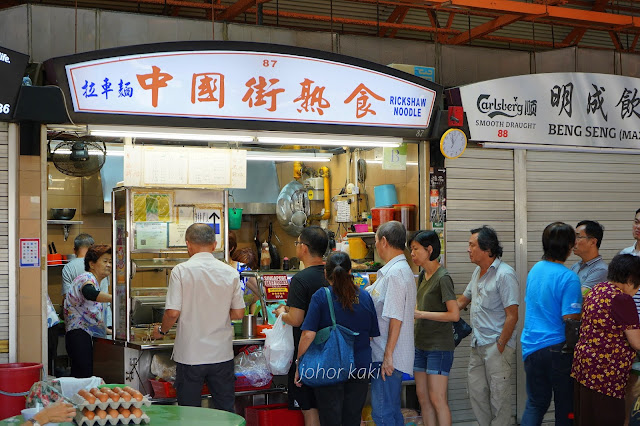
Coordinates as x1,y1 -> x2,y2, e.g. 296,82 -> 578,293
234,346 -> 272,387
263,314 -> 294,375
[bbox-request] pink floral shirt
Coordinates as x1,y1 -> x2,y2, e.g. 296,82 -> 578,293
571,281 -> 640,399
63,272 -> 106,337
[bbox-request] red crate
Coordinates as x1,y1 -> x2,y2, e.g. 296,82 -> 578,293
149,379 -> 209,398
245,403 -> 304,426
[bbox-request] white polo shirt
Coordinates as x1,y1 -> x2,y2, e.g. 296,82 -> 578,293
165,252 -> 245,365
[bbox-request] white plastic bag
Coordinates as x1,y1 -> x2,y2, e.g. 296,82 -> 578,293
263,314 -> 294,375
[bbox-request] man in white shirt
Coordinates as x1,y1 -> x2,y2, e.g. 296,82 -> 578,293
367,221 -> 417,426
620,208 -> 640,257
154,223 -> 245,411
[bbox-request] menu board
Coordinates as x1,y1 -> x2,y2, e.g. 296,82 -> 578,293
262,274 -> 290,301
124,145 -> 246,188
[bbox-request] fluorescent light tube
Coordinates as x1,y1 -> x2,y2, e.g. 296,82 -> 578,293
89,126 -> 255,143
366,160 -> 418,166
257,132 -> 402,148
246,151 -> 333,162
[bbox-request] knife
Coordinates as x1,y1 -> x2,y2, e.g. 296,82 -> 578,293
48,244 -> 53,255
51,242 -> 57,254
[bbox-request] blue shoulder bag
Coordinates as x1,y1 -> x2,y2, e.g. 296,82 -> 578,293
298,287 -> 359,387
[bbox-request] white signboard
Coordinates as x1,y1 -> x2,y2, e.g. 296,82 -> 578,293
124,145 -> 246,188
459,73 -> 640,149
65,50 -> 437,129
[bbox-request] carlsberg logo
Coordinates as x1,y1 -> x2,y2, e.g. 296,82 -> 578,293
0,52 -> 9,63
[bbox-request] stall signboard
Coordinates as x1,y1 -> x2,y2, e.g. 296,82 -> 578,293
51,43 -> 441,137
459,73 -> 640,149
262,274 -> 289,301
0,45 -> 29,121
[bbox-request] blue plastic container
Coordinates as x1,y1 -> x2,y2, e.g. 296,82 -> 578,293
374,184 -> 398,207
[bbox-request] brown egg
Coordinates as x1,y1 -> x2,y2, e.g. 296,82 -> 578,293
112,387 -> 123,394
82,408 -> 95,420
107,408 -> 119,418
96,392 -> 108,403
106,390 -> 120,402
131,407 -> 143,418
78,390 -> 96,404
118,407 -> 131,418
96,409 -> 107,419
119,391 -> 132,402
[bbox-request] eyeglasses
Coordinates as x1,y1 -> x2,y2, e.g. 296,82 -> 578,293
294,240 -> 307,247
575,235 -> 591,240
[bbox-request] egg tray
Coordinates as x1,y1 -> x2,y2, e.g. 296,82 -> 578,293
74,411 -> 150,426
70,393 -> 152,411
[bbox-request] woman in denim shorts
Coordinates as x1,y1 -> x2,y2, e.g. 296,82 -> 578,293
410,231 -> 460,426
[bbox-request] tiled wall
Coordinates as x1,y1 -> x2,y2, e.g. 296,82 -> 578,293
18,156 -> 43,363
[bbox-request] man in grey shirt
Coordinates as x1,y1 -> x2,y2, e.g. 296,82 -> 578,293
457,226 -> 519,426
571,220 -> 608,292
62,234 -> 111,327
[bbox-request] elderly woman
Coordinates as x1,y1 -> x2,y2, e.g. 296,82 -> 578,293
571,254 -> 640,426
64,244 -> 112,378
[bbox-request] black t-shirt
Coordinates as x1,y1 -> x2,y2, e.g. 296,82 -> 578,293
286,265 -> 328,355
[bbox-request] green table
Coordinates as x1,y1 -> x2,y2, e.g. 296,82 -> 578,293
1,405 -> 246,426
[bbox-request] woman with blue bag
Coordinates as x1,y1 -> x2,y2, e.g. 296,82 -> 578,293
295,251 -> 380,426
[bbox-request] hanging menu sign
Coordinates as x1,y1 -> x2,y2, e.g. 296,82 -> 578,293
262,274 -> 290,301
124,145 -> 246,188
0,45 -> 29,121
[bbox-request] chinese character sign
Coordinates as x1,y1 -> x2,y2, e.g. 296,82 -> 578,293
65,50 -> 437,129
459,73 -> 640,149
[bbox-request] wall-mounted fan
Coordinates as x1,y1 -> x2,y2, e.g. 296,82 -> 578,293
276,180 -> 310,237
48,141 -> 107,177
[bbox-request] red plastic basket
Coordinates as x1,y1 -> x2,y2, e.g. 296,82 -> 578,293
234,375 -> 272,392
149,379 -> 209,398
245,403 -> 304,426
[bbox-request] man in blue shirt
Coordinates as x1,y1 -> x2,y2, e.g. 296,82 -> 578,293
520,222 -> 582,426
570,220 -> 607,293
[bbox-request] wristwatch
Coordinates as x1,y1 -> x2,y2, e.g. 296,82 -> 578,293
496,337 -> 505,347
158,325 -> 167,336
28,419 -> 41,426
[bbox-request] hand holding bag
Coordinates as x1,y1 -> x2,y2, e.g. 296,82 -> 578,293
452,318 -> 473,346
263,314 -> 294,375
298,288 -> 359,387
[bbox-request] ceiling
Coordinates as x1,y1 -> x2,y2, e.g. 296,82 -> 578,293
5,0 -> 640,52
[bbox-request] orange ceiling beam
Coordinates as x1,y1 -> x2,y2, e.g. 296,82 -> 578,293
447,13 -> 522,44
217,0 -> 269,21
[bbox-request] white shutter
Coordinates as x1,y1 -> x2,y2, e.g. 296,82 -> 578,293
0,122 -> 9,363
445,147 -> 518,425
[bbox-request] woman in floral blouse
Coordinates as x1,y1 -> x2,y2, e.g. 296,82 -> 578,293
571,254 -> 640,426
64,245 -> 112,378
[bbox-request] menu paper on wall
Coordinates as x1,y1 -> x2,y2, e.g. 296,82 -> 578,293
135,222 -> 168,250
124,145 -> 247,188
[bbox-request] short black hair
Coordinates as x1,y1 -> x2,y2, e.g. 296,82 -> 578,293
636,208 -> 640,215
470,226 -> 503,258
607,254 -> 640,289
84,244 -> 112,272
576,220 -> 604,248
376,221 -> 407,251
185,223 -> 216,245
299,226 -> 328,258
542,222 -> 575,262
408,230 -> 440,261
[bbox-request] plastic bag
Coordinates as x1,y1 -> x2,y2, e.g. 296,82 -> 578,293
263,314 -> 294,375
234,345 -> 272,387
151,353 -> 177,382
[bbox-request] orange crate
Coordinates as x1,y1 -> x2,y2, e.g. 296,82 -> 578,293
149,379 -> 209,398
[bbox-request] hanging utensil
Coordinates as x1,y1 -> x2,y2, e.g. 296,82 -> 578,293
51,242 -> 58,254
254,220 -> 262,265
268,222 -> 281,269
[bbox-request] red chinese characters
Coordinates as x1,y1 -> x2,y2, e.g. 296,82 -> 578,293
294,78 -> 331,115
191,73 -> 225,107
344,83 -> 385,119
242,76 -> 284,112
136,66 -> 173,108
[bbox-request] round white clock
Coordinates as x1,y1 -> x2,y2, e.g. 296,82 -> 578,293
440,128 -> 467,159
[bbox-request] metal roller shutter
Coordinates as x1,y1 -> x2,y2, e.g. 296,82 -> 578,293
0,122 -> 9,363
445,147 -> 518,425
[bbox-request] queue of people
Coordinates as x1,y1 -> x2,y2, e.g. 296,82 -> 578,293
57,206 -> 640,426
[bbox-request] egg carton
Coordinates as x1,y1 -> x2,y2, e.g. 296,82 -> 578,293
70,393 -> 151,411
74,411 -> 150,426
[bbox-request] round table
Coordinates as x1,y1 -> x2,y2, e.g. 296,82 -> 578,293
0,404 -> 246,426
